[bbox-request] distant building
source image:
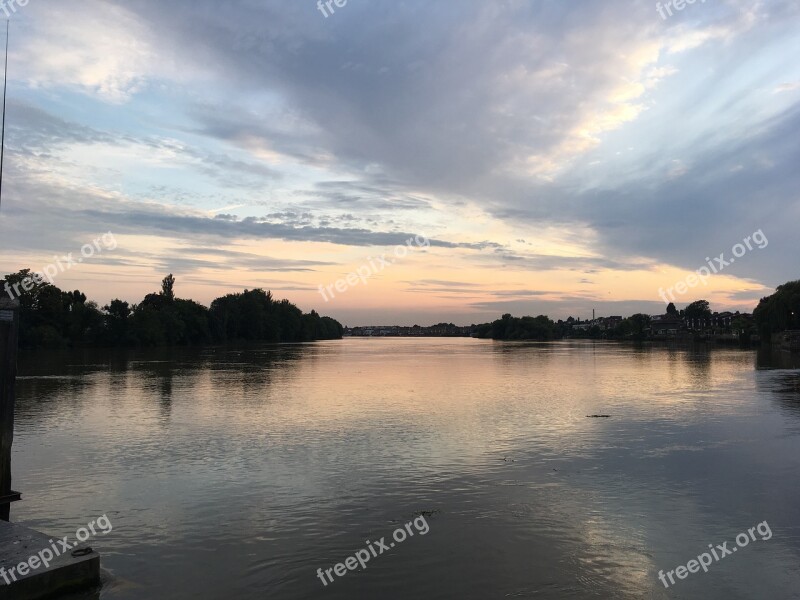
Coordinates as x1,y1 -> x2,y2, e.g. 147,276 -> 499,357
343,324 -> 474,337
600,316 -> 623,330
685,312 -> 752,332
650,315 -> 684,337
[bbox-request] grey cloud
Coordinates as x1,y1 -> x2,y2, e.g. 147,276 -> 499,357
5,0 -> 798,321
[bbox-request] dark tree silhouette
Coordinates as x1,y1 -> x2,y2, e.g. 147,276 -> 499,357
161,274 -> 176,302
1,271 -> 343,349
685,300 -> 712,320
754,280 -> 800,340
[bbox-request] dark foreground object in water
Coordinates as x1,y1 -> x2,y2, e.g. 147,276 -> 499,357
0,520 -> 99,600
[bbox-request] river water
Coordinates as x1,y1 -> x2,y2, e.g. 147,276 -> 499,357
10,339 -> 800,599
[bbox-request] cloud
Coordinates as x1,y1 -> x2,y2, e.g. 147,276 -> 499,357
2,0 -> 797,321
774,81 -> 800,94
16,1 -> 159,102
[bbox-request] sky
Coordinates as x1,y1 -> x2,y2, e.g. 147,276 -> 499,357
0,0 -> 798,326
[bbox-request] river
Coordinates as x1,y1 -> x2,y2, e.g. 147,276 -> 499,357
10,339 -> 800,599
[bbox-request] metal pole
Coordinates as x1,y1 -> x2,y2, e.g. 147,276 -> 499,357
0,22 -> 17,520
0,20 -> 8,210
0,298 -> 19,521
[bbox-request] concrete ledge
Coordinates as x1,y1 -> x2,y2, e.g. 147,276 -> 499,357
0,521 -> 99,600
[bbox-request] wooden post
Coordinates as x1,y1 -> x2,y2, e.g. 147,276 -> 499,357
0,297 -> 20,521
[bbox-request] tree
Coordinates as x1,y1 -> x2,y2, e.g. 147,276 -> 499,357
666,302 -> 677,315
754,280 -> 800,340
161,274 -> 176,302
105,299 -> 131,320
480,313 -> 557,340
731,314 -> 755,345
628,313 -> 651,340
63,294 -> 103,343
103,299 -> 132,345
685,300 -> 712,320
2,271 -> 343,348
2,269 -> 53,312
1,270 -> 104,347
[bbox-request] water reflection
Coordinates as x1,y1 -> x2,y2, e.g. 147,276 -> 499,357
766,372 -> 800,420
756,345 -> 800,370
754,347 -> 800,420
10,340 -> 800,599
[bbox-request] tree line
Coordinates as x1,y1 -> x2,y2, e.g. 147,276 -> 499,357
474,313 -> 656,341
2,270 -> 343,349
474,279 -> 800,342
